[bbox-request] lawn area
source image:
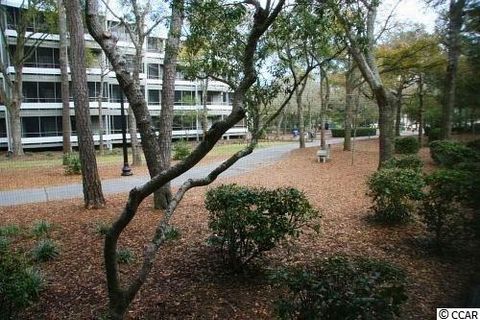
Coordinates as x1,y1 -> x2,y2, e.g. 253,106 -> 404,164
0,140 -> 290,190
0,139 -> 478,319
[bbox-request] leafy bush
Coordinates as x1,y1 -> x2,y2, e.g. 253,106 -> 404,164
31,220 -> 52,238
63,152 -> 81,175
420,169 -> 469,249
394,136 -> 420,154
466,139 -> 480,153
0,248 -> 44,319
116,248 -> 135,265
426,127 -> 441,142
274,256 -> 407,320
164,226 -> 181,242
93,221 -> 110,236
331,127 -> 376,138
0,225 -> 21,237
382,155 -> 423,172
0,236 -> 9,252
429,140 -> 479,168
367,168 -> 425,224
206,184 -> 319,268
31,239 -> 60,262
172,140 -> 191,161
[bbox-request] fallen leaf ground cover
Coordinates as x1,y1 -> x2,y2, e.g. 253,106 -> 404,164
0,139 -> 478,319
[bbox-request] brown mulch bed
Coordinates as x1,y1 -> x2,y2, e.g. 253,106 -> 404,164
1,139 -> 478,319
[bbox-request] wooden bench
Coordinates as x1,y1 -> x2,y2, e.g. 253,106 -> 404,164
316,145 -> 331,163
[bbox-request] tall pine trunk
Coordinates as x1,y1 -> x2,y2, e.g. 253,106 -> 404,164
128,108 -> 142,165
201,78 -> 209,140
418,74 -> 425,145
58,0 -> 72,154
296,80 -> 307,149
98,72 -> 105,155
441,0 -> 465,140
344,67 -> 354,151
156,0 -> 185,209
66,0 -> 105,208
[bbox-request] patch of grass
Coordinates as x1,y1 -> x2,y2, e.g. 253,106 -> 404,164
32,239 -> 60,262
116,248 -> 135,265
0,236 -> 9,252
31,220 -> 52,238
93,221 -> 110,236
0,224 -> 21,237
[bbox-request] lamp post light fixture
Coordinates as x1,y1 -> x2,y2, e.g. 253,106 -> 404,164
120,91 -> 133,176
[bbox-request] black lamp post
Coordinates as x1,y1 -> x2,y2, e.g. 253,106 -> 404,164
120,91 -> 133,176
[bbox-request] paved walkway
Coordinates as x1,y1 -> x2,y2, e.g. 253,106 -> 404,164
0,135 -> 379,206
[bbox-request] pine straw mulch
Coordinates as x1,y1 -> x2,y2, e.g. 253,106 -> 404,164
1,139 -> 479,319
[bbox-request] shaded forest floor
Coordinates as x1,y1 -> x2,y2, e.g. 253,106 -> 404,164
1,139 -> 478,319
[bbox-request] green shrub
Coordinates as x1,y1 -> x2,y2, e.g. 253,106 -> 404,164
394,136 -> 420,154
0,236 -> 9,252
116,248 -> 135,265
31,239 -> 60,262
331,127 -> 376,138
164,226 -> 181,242
367,168 -> 425,224
274,256 -> 407,320
31,220 -> 52,238
93,221 -> 110,236
0,248 -> 44,319
0,225 -> 21,237
172,140 -> 191,161
63,152 -> 81,175
382,155 -> 423,172
427,127 -> 441,142
206,184 -> 319,269
466,139 -> 480,153
420,169 -> 469,249
429,140 -> 479,168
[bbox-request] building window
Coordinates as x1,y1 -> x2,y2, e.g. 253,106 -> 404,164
147,63 -> 162,79
0,116 -> 7,138
174,91 -> 195,105
173,112 -> 196,130
40,117 -> 59,136
22,117 -> 40,137
148,89 -> 161,105
110,85 -> 122,102
147,37 -> 163,52
111,115 -> 127,133
39,82 -> 56,102
23,82 -> 62,102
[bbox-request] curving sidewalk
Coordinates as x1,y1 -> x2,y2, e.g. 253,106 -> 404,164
0,134 -> 385,206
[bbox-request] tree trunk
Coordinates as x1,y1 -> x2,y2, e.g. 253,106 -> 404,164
66,0 -> 105,209
296,80 -> 307,149
418,74 -> 424,145
157,0 -> 185,209
11,67 -> 24,157
441,0 -> 465,140
98,73 -> 105,155
128,108 -> 142,165
58,0 -> 72,154
9,103 -> 23,157
376,88 -> 395,166
395,86 -> 403,137
201,78 -> 209,140
344,67 -> 354,151
276,107 -> 285,139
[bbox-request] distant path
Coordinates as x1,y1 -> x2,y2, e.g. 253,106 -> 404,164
0,134 -> 386,206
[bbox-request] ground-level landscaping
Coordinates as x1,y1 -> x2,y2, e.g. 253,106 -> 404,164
1,139 -> 478,319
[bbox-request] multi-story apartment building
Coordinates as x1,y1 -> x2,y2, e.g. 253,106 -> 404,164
0,0 -> 247,150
